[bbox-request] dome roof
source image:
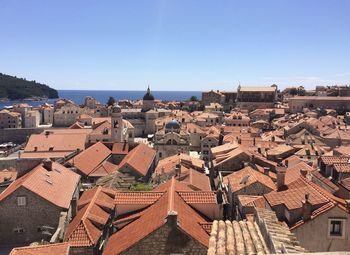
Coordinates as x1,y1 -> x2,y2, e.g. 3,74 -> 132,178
143,86 -> 155,101
165,119 -> 181,130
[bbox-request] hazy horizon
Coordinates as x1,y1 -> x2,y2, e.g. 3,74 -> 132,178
1,0 -> 349,91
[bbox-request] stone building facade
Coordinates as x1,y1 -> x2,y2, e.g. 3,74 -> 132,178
288,96 -> 350,113
236,85 -> 277,111
121,215 -> 207,255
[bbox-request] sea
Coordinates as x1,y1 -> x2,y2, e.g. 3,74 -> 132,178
0,90 -> 202,109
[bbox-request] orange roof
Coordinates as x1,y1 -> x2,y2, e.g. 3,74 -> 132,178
65,187 -> 115,247
333,163 -> 350,173
115,192 -> 163,205
69,142 -> 111,177
154,153 -> 204,175
118,144 -> 156,176
285,162 -> 314,185
103,178 -> 209,255
111,142 -> 129,155
177,191 -> 217,204
0,161 -> 80,209
223,166 -> 276,192
23,133 -> 87,158
264,178 -> 329,210
10,243 -> 70,255
320,156 -> 350,165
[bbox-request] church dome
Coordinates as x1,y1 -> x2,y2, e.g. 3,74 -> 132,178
165,119 -> 181,130
143,86 -> 155,101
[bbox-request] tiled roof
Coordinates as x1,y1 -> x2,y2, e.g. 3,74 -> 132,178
104,178 -> 210,255
88,161 -> 118,177
69,142 -> 112,176
264,179 -> 329,210
178,191 -> 217,204
154,153 -> 204,175
239,86 -> 276,92
213,147 -> 251,167
320,156 -> 350,165
10,243 -> 70,255
223,166 -> 276,192
23,133 -> 87,158
115,192 -> 163,205
237,195 -> 266,208
118,143 -> 156,176
333,163 -> 350,173
290,202 -> 336,230
111,142 -> 129,155
311,170 -> 339,192
208,219 -> 268,255
65,186 -> 115,247
284,161 -> 314,185
0,161 -> 80,209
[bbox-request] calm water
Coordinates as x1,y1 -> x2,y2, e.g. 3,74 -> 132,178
0,90 -> 202,109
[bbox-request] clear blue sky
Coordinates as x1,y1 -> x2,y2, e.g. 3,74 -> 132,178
0,0 -> 349,91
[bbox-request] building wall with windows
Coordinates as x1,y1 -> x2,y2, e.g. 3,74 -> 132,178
0,110 -> 22,129
0,187 -> 63,245
289,96 -> 350,113
291,205 -> 350,252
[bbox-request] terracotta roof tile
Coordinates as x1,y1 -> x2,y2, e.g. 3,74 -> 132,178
104,178 -> 209,255
69,142 -> 111,176
333,163 -> 350,173
65,186 -> 115,247
23,133 -> 87,158
0,161 -> 80,209
177,191 -> 217,204
118,144 -> 156,176
10,243 -> 70,255
111,142 -> 129,155
223,166 -> 276,192
114,192 -> 164,205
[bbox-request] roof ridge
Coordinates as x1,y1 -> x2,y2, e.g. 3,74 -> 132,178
81,186 -> 103,221
168,178 -> 176,214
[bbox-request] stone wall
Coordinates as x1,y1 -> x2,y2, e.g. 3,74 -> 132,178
121,219 -> 207,255
0,127 -> 44,144
0,187 -> 63,245
0,158 -> 42,175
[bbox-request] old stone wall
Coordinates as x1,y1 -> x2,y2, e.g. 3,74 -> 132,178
121,224 -> 207,255
0,187 -> 63,245
0,127 -> 44,143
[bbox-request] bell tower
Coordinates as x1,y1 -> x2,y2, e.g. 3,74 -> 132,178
111,103 -> 123,142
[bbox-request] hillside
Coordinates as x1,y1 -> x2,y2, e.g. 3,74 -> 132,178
0,73 -> 58,100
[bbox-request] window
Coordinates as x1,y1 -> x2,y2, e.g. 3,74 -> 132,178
17,196 -> 26,206
13,227 -> 24,233
328,219 -> 345,238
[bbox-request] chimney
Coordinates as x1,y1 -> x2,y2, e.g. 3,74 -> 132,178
216,189 -> 224,204
263,167 -> 269,175
345,200 -> 350,213
43,159 -> 53,171
285,159 -> 289,167
300,169 -> 308,177
257,147 -> 261,154
123,140 -> 127,150
302,193 -> 312,221
71,197 -> 78,218
175,164 -> 181,178
276,167 -> 286,191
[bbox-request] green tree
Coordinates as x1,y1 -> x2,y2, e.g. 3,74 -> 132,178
189,95 -> 198,101
107,96 -> 116,106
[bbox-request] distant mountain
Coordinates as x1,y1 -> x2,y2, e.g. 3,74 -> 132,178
0,73 -> 58,100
